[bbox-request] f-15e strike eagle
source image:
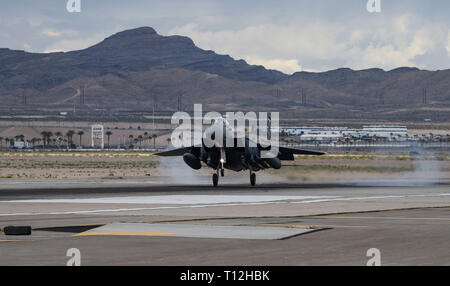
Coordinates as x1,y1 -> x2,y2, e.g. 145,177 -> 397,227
156,117 -> 325,186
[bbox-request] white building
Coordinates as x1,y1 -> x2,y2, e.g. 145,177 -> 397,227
360,126 -> 408,139
281,126 -> 408,141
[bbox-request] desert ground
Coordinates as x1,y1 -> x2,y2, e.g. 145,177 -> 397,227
0,151 -> 448,183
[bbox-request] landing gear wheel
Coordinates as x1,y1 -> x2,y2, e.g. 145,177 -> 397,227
220,169 -> 224,177
213,173 -> 219,187
250,173 -> 256,186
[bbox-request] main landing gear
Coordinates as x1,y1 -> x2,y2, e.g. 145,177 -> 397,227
212,173 -> 218,187
211,163 -> 256,187
250,170 -> 256,186
213,165 -> 224,187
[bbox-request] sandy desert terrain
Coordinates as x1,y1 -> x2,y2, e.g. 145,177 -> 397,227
0,151 -> 448,183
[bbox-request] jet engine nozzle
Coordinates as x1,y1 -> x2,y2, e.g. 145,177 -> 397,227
183,153 -> 202,170
264,157 -> 281,169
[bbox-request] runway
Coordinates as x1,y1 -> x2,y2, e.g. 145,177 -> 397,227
0,180 -> 450,265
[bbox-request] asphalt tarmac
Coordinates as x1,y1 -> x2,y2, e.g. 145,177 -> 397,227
0,180 -> 449,265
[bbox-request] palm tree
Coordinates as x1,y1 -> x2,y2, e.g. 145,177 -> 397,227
166,137 -> 171,146
14,135 -> 25,142
40,131 -> 47,147
144,132 -> 149,146
31,137 -> 38,148
105,131 -> 112,149
128,134 -> 134,145
46,132 -> 53,146
66,130 -> 75,146
138,135 -> 143,148
77,131 -> 85,147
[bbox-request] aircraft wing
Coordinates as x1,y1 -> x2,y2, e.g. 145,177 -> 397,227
155,146 -> 325,159
154,147 -> 192,157
278,147 -> 325,160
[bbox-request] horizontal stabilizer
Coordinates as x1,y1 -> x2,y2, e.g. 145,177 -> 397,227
278,147 -> 325,160
279,147 -> 325,156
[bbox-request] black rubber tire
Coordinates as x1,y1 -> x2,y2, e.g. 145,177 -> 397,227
220,169 -> 224,177
3,226 -> 32,236
213,173 -> 219,187
250,173 -> 256,186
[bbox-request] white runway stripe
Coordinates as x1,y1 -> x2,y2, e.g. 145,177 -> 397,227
0,201 -> 325,216
3,195 -> 335,205
0,193 -> 449,217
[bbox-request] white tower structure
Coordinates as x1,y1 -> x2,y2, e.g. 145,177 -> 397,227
91,124 -> 104,149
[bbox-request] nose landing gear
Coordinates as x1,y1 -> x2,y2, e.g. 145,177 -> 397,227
213,151 -> 225,187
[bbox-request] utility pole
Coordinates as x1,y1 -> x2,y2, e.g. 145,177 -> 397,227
152,102 -> 155,130
422,88 -> 427,105
22,90 -> 27,105
298,88 -> 306,105
302,89 -> 306,106
177,93 -> 182,111
275,88 -> 282,99
375,87 -> 384,105
80,85 -> 85,105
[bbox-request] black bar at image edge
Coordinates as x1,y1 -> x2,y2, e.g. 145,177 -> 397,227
0,266 -> 447,284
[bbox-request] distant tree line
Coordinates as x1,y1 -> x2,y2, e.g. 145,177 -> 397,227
1,129 -> 168,149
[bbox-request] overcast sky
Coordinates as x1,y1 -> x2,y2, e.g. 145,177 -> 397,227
1,0 -> 449,74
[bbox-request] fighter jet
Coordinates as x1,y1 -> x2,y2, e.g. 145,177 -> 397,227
156,117 -> 325,186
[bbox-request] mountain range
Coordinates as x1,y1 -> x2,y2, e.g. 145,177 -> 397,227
1,26 -> 449,121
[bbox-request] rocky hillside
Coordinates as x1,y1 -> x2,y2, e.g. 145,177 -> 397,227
0,27 -> 449,121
